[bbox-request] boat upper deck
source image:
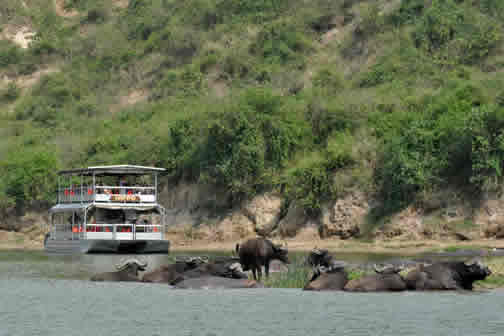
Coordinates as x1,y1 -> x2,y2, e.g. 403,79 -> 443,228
57,165 -> 165,205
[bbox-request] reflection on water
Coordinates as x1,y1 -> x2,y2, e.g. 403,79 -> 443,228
1,251 -> 504,336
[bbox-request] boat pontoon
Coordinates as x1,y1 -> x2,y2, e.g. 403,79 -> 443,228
44,165 -> 169,254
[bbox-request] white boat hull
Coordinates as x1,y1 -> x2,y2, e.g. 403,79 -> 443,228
44,235 -> 170,254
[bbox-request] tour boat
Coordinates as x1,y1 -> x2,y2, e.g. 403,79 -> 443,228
44,165 -> 170,254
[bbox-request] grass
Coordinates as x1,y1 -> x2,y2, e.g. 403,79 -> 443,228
476,257 -> 504,289
263,266 -> 312,288
264,256 -> 504,289
0,249 -> 50,262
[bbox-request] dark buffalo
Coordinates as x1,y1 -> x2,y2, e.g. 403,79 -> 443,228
183,260 -> 247,280
305,248 -> 334,268
91,258 -> 147,282
142,257 -> 246,284
236,238 -> 289,281
174,276 -> 264,289
404,259 -> 491,290
142,257 -> 205,284
303,263 -> 349,291
344,264 -> 407,292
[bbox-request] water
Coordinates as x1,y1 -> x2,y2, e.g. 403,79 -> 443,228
1,251 -> 504,336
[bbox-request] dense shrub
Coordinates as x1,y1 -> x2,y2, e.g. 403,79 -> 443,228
250,22 -> 312,65
216,0 -> 289,22
198,88 -> 304,201
0,146 -> 59,211
0,83 -> 20,103
388,0 -> 426,26
374,83 -> 503,210
0,41 -> 22,67
285,133 -> 356,216
413,0 -> 501,65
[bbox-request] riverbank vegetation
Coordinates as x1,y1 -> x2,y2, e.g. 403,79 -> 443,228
2,0 -> 504,227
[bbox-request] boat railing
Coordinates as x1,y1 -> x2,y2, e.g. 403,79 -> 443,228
50,223 -> 163,241
57,185 -> 157,203
84,223 -> 163,241
57,186 -> 94,203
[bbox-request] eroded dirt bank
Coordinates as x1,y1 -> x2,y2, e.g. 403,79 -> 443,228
3,182 -> 504,252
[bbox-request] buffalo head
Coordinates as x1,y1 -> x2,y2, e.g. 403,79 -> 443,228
462,259 -> 492,281
306,248 -> 332,267
116,258 -> 148,276
272,243 -> 290,264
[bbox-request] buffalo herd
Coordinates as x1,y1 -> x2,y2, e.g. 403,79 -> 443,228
90,238 -> 493,292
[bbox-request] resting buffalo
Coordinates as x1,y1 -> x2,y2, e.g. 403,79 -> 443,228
183,260 -> 247,279
142,257 -> 246,285
236,238 -> 289,281
303,263 -> 349,291
174,276 -> 264,289
344,265 -> 407,292
404,259 -> 491,290
142,257 -> 205,284
90,258 -> 147,282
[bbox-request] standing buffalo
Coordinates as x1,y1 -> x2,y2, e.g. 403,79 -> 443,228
236,238 -> 289,281
404,259 -> 491,290
90,258 -> 147,282
344,264 -> 407,292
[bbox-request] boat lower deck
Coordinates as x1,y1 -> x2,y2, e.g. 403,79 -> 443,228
44,236 -> 170,254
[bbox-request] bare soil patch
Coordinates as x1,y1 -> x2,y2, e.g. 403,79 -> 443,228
1,25 -> 36,49
16,66 -> 60,89
110,89 -> 149,113
112,0 -> 129,9
54,0 -> 79,18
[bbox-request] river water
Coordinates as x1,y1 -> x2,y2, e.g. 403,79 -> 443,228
1,251 -> 504,336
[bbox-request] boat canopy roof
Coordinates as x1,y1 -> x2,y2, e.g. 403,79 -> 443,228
50,203 -> 90,213
58,165 -> 166,176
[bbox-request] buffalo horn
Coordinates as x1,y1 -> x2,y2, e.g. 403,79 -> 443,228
464,258 -> 481,267
115,258 -> 148,271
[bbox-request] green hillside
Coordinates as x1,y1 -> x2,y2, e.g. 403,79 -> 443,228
2,0 -> 504,219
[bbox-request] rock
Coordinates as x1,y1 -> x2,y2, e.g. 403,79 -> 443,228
320,193 -> 368,239
454,232 -> 471,241
496,227 -> 504,239
276,203 -> 308,237
242,193 -> 283,236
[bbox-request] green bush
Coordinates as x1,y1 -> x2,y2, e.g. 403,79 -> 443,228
199,89 -> 301,200
312,67 -> 343,92
373,82 -> 502,210
358,62 -> 398,88
216,0 -> 288,22
15,74 -> 80,125
0,41 -> 22,67
0,83 -> 20,103
285,133 -> 355,216
0,146 -> 60,211
250,22 -> 312,65
413,0 -> 501,65
388,0 -> 426,26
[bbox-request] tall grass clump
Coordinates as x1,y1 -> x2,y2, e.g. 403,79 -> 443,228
263,265 -> 311,288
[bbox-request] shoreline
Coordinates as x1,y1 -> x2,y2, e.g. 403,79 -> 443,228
4,236 -> 504,255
